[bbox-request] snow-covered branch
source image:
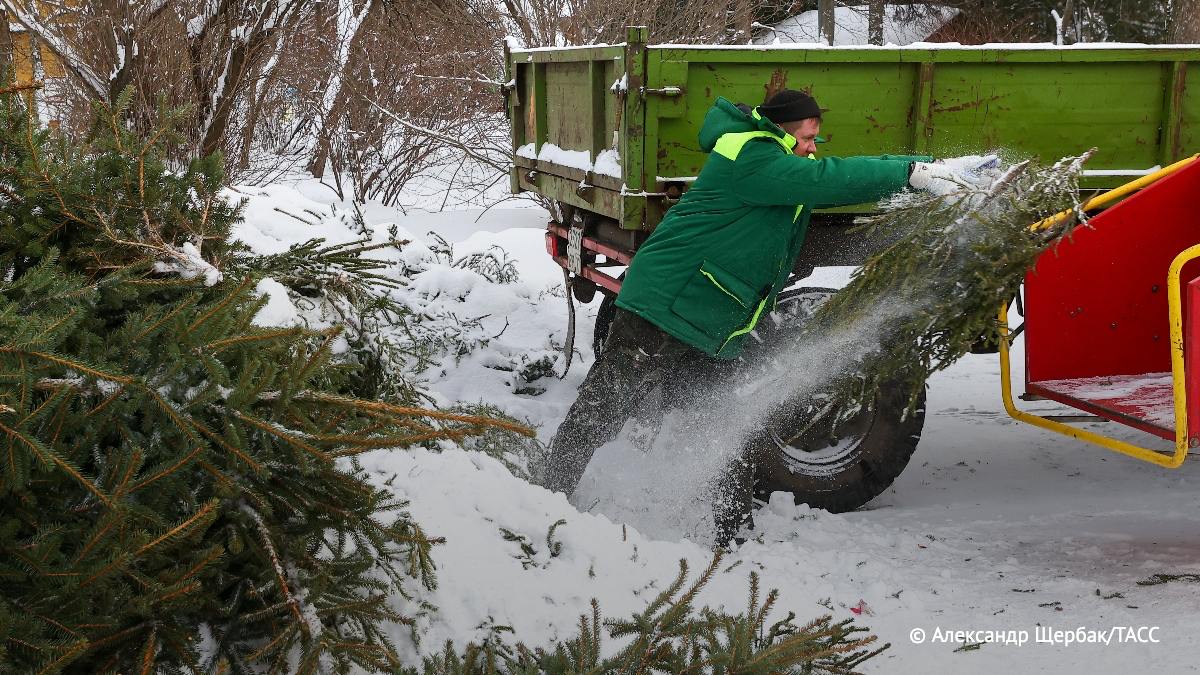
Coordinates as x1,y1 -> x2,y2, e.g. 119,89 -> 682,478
364,97 -> 510,174
413,73 -> 509,87
192,0 -> 308,157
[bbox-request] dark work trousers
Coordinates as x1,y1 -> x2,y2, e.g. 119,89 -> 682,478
541,307 -> 756,544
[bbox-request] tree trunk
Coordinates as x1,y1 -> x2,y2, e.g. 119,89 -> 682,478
201,38 -> 255,158
868,1 -> 884,45
0,9 -> 12,80
818,0 -> 835,46
305,0 -> 382,179
106,19 -> 136,102
1171,0 -> 1200,42
194,1 -> 303,160
238,61 -> 262,172
1059,0 -> 1075,44
501,0 -> 536,46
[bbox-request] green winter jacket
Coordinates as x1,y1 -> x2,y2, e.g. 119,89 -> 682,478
615,97 -> 927,359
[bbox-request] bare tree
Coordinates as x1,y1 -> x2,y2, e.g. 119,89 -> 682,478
0,9 -> 12,79
186,0 -> 309,157
326,1 -> 509,204
868,0 -> 884,44
818,0 -> 834,44
304,0 -> 383,178
490,0 -> 797,47
1,0 -> 309,159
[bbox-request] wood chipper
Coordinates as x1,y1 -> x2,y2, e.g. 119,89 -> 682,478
504,29 -> 1200,511
1000,154 -> 1200,468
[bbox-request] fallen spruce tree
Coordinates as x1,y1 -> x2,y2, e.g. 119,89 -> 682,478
0,87 -> 886,674
0,87 -> 538,672
412,552 -> 885,675
744,153 -> 1094,432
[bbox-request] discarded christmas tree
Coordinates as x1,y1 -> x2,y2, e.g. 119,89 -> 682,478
749,153 -> 1093,425
414,553 -> 886,675
0,90 -> 530,672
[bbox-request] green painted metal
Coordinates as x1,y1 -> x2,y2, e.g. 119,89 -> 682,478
508,38 -> 1200,233
1161,62 -> 1189,166
622,26 -> 649,232
516,168 -> 624,217
503,39 -> 521,195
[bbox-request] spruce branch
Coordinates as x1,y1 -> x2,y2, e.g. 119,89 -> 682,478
240,503 -> 312,636
273,390 -> 537,437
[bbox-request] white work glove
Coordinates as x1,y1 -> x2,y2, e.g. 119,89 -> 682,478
909,154 -> 1000,195
946,154 -> 1001,174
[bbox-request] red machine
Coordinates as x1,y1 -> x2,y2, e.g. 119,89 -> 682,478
1001,155 -> 1200,467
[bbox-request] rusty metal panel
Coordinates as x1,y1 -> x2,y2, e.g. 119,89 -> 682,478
1177,63 -> 1198,164
545,62 -> 592,153
516,166 -> 623,220
928,61 -> 1165,171
643,46 -> 1200,193
1160,62 -> 1187,166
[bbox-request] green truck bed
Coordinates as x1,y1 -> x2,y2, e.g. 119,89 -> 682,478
505,27 -> 1199,233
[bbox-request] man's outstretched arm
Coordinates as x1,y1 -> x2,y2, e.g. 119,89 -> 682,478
730,149 -> 914,208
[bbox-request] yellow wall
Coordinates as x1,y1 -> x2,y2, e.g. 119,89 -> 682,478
8,30 -> 67,84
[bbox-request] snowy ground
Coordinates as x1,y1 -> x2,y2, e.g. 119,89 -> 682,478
234,179 -> 1200,674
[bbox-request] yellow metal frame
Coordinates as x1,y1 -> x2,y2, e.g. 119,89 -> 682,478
999,155 -> 1200,468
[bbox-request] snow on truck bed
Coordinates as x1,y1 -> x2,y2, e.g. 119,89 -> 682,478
1037,373 -> 1176,431
234,180 -> 1200,673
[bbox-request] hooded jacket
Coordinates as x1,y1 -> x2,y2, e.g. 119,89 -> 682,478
615,97 -> 926,359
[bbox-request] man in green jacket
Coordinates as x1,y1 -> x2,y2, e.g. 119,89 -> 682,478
540,90 -> 978,541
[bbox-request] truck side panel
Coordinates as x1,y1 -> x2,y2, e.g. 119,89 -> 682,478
645,47 -> 1200,209
1177,64 -> 1198,162
927,61 -> 1167,169
508,43 -> 1200,234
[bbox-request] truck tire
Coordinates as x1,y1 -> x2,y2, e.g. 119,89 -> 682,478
590,286 -> 924,514
741,287 -> 925,513
593,292 -> 618,360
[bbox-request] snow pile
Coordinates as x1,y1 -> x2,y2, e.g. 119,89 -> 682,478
220,177 -> 1200,672
754,4 -> 959,46
594,148 -> 622,177
251,277 -> 303,327
359,443 -> 931,661
229,182 -> 580,425
231,184 -> 369,255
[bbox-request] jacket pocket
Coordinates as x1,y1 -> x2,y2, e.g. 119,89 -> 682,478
670,260 -> 759,340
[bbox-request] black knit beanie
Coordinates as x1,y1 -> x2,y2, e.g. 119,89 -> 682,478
757,90 -> 824,124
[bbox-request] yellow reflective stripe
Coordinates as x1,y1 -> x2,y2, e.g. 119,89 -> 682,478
712,131 -> 773,160
718,294 -> 771,355
751,108 -> 799,151
711,128 -> 796,160
793,204 -> 804,222
701,270 -> 747,308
